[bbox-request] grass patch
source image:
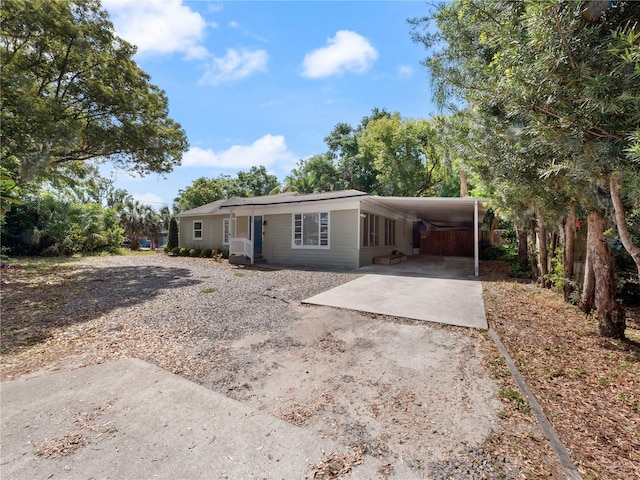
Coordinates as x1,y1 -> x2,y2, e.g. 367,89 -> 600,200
201,288 -> 217,294
499,389 -> 531,413
234,272 -> 245,278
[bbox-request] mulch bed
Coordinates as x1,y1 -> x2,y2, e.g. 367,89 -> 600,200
481,261 -> 640,480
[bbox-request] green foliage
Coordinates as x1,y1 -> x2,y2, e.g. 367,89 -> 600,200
1,191 -> 123,256
0,0 -> 188,185
167,217 -> 179,250
285,154 -> 343,194
545,248 -> 567,292
172,246 -> 181,256
499,389 -> 531,413
0,165 -> 20,220
509,262 -> 532,279
174,175 -> 240,211
179,247 -> 189,257
174,166 -> 279,211
213,246 -> 228,262
189,248 -> 200,257
202,248 -> 213,258
236,166 -> 280,197
114,197 -> 164,251
481,245 -> 514,261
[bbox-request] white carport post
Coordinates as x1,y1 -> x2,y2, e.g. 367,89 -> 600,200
474,200 -> 479,277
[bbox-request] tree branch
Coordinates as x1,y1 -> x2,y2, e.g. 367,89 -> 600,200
532,104 -> 622,140
552,8 -> 577,70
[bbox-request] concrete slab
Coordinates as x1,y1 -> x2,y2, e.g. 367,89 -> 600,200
0,358 -> 384,479
303,273 -> 488,330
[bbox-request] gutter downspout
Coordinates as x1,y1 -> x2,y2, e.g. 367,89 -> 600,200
474,200 -> 479,277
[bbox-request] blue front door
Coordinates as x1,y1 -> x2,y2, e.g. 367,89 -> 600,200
253,216 -> 263,255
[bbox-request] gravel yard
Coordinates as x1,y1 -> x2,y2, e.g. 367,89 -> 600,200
1,254 -> 552,478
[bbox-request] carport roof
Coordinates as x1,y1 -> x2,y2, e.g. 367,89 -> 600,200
370,196 -> 490,228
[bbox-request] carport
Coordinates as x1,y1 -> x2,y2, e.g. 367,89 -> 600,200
369,196 -> 490,277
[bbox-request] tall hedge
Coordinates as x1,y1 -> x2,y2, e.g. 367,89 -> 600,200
167,216 -> 179,250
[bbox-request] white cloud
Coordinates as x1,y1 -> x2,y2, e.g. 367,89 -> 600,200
133,192 -> 165,207
397,64 -> 414,79
301,30 -> 378,79
182,135 -> 296,169
103,0 -> 209,60
199,48 -> 268,85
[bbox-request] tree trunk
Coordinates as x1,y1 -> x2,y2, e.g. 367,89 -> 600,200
459,169 -> 468,197
517,227 -> 528,269
528,218 -> 539,280
537,216 -> 550,288
585,211 -> 625,338
609,173 -> 640,281
580,239 -> 595,314
564,211 -> 576,302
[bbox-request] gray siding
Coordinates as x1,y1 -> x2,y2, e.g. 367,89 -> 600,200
263,209 -> 358,268
179,215 -> 226,249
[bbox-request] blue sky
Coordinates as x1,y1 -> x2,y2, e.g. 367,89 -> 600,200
101,1 -> 437,209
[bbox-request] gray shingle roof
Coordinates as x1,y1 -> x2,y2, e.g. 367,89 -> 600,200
178,190 -> 368,216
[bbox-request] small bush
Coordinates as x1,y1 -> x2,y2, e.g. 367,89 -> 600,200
214,246 -> 229,259
202,248 -> 213,258
189,248 -> 200,257
172,246 -> 181,256
179,247 -> 189,257
509,262 -> 532,278
163,245 -> 169,253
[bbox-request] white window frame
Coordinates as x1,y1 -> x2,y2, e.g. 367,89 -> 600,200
292,212 -> 330,249
384,218 -> 396,246
193,220 -> 203,241
222,218 -> 230,245
362,213 -> 379,247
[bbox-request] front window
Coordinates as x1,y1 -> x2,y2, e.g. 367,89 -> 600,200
193,220 -> 203,240
223,218 -> 230,245
293,212 -> 329,248
385,218 -> 396,246
362,213 -> 379,247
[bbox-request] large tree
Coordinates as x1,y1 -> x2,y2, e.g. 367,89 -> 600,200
412,0 -> 639,338
235,166 -> 280,197
0,0 -> 188,184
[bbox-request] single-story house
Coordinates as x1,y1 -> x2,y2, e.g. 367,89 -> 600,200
177,190 -> 489,274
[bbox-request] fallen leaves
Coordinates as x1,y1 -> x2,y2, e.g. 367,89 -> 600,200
307,449 -> 364,479
481,260 -> 640,480
36,432 -> 86,458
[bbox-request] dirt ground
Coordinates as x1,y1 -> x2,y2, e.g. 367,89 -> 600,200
1,255 -> 638,478
213,304 -> 501,469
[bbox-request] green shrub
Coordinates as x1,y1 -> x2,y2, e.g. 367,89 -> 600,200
163,245 -> 169,253
214,246 -> 229,259
167,217 -> 179,250
202,248 -> 213,258
179,247 -> 189,257
190,248 -> 201,257
172,246 -> 181,255
509,262 -> 532,278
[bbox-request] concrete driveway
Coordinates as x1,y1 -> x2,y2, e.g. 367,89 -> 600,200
1,359 -> 387,479
304,256 -> 488,329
